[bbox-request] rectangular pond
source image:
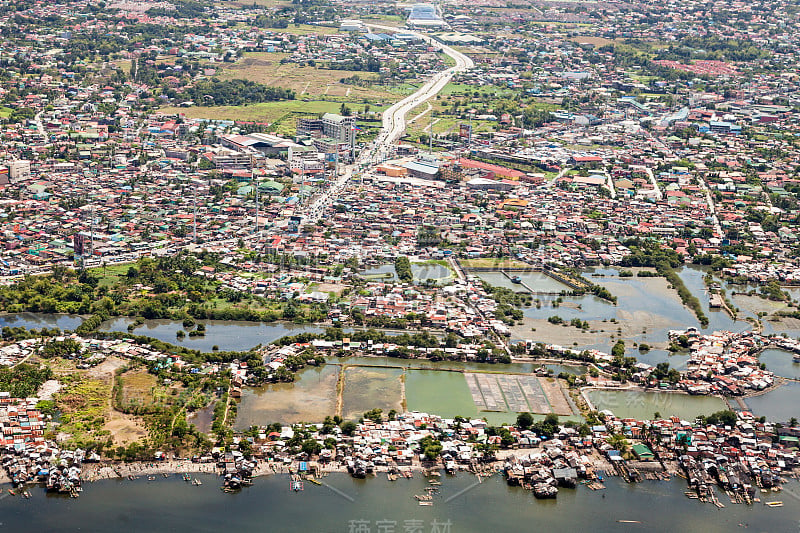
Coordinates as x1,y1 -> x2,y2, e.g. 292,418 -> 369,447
586,389 -> 727,421
234,364 -> 339,429
341,366 -> 404,420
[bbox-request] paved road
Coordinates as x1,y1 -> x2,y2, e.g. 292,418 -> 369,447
298,27 -> 473,225
10,31 -> 473,277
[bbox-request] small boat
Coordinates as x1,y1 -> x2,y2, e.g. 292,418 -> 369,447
307,478 -> 322,486
7,489 -> 15,496
419,501 -> 433,506
163,473 -> 170,478
793,354 -> 800,363
292,481 -> 303,492
147,476 -> 155,481
192,478 -> 203,486
429,480 -> 441,486
765,501 -> 783,507
511,276 -> 522,284
182,473 -> 192,482
22,490 -> 31,499
617,520 -> 642,524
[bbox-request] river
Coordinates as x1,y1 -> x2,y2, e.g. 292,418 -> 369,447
0,473 -> 796,532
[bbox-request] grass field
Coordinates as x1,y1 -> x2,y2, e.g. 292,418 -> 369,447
91,263 -> 130,289
55,374 -> 113,447
120,369 -> 160,406
160,100 -> 346,123
0,107 -> 13,118
218,52 -> 397,100
277,24 -> 341,36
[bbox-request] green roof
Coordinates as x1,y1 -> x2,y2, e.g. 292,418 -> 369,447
632,443 -> 654,458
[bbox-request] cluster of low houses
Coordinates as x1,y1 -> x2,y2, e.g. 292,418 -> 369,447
674,329 -> 777,395
0,396 -> 95,493
600,410 -> 800,501
535,329 -> 800,397
0,339 -> 38,367
232,406 -> 800,502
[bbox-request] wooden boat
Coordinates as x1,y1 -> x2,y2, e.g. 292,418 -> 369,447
765,501 -> 783,507
22,490 -> 31,499
7,489 -> 15,496
418,501 -> 433,506
192,478 -> 203,486
511,276 -> 522,284
307,478 -> 322,486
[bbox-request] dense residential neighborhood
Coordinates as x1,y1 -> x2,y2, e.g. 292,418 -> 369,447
0,0 -> 800,528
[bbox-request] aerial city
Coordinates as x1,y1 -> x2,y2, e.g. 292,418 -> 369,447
1,0 -> 800,530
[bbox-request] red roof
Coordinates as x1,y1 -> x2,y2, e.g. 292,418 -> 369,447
456,158 -> 525,179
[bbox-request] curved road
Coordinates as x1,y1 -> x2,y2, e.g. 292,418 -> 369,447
299,26 -> 473,224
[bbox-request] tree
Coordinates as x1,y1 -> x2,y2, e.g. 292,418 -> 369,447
706,410 -> 737,427
516,412 -> 534,430
301,439 -> 322,456
238,438 -> 253,458
340,420 -> 357,436
418,435 -> 443,461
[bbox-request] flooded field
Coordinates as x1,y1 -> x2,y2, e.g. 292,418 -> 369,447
187,403 -> 215,434
341,366 -> 404,420
508,266 -> 753,352
234,364 -> 339,429
474,271 -> 568,293
586,389 -> 727,421
230,354 -> 589,427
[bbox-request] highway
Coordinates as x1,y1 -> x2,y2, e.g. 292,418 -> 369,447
298,26 -> 474,225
